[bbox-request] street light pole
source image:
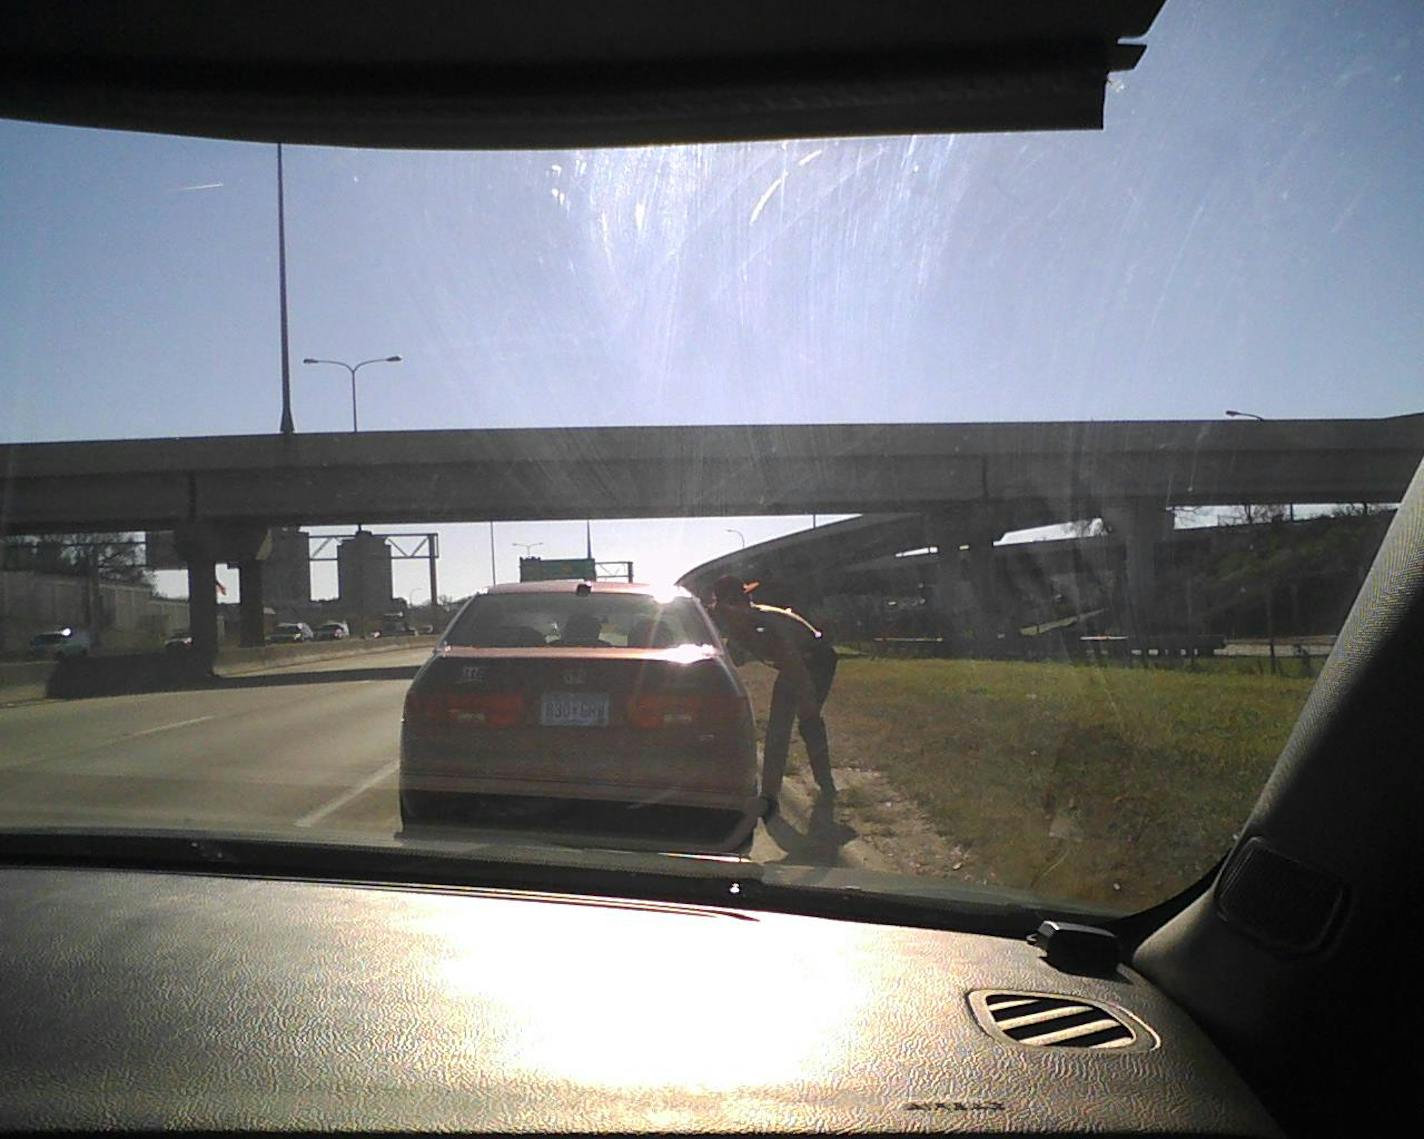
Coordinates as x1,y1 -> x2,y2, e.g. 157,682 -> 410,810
277,144 -> 295,436
725,528 -> 746,550
513,541 -> 544,557
302,356 -> 402,431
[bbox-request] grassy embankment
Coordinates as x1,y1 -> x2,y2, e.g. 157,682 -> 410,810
740,657 -> 1314,909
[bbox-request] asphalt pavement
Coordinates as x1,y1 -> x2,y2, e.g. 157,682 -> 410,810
0,648 -> 835,864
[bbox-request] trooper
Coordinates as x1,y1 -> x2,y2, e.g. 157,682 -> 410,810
709,575 -> 837,815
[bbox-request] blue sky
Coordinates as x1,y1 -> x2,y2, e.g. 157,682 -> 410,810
2,1 -> 1421,600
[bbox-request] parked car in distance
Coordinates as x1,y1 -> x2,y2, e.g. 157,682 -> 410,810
399,581 -> 760,853
164,630 -> 193,653
27,627 -> 92,659
315,621 -> 349,641
268,622 -> 314,644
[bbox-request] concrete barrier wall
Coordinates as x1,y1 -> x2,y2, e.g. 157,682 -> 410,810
45,654 -> 209,699
214,635 -> 437,675
0,660 -> 58,704
0,634 -> 437,704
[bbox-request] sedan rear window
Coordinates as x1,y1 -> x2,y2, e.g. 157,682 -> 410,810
446,594 -> 715,649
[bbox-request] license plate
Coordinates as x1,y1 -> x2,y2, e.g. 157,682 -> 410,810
540,692 -> 610,727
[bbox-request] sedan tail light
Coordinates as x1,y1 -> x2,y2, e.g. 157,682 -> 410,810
405,690 -> 526,728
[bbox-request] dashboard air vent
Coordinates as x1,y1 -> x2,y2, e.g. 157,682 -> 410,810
970,991 -> 1155,1052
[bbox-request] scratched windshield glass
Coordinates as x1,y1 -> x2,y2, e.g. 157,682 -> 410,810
1,2 -> 1420,911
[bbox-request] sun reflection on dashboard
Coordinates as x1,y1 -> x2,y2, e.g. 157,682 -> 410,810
409,893 -> 873,1093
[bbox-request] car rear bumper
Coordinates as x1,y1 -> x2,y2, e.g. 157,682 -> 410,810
398,784 -> 763,854
401,769 -> 760,814
399,732 -> 761,851
402,728 -> 756,791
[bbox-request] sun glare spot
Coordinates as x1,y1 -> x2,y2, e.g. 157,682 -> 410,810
407,897 -> 872,1092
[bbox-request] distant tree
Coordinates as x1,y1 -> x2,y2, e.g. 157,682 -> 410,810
1328,502 -> 1394,518
1203,515 -> 1373,667
1068,517 -> 1106,538
1223,503 -> 1290,525
2,532 -> 152,586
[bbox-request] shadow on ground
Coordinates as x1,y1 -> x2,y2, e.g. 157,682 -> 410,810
46,654 -> 212,699
762,796 -> 860,866
216,665 -> 421,689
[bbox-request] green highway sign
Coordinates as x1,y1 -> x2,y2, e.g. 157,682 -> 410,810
519,557 -> 597,582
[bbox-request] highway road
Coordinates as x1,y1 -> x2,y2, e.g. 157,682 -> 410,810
0,648 -> 835,865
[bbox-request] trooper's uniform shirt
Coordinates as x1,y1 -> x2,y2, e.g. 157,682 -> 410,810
735,604 -> 827,671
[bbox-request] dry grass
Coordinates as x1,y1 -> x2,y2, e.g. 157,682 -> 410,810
740,657 -> 1314,910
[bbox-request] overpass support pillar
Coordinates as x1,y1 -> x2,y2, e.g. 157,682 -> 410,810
238,560 -> 266,648
175,523 -> 273,667
184,555 -> 219,669
1102,501 -> 1172,634
926,506 -> 1006,648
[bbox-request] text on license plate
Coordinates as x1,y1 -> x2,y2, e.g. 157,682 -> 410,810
540,691 -> 610,727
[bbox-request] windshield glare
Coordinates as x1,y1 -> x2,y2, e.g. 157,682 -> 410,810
1,1 -> 1420,916
446,594 -> 713,649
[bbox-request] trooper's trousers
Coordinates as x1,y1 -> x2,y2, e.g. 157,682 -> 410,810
760,642 -> 838,799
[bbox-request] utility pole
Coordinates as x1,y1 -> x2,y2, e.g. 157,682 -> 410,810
427,533 -> 438,623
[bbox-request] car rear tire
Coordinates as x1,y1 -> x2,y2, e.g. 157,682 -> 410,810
399,789 -> 441,826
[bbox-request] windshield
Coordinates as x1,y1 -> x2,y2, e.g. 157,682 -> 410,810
1,1 -> 1420,917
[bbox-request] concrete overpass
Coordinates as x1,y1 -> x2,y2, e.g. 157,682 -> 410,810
4,416 -> 1422,658
5,417 -> 1423,532
678,507 -> 1396,649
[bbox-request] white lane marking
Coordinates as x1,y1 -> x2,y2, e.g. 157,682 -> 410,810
0,713 -> 218,772
295,760 -> 399,828
122,715 -> 216,740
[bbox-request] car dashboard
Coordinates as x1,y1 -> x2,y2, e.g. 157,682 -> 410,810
0,862 -> 1279,1135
